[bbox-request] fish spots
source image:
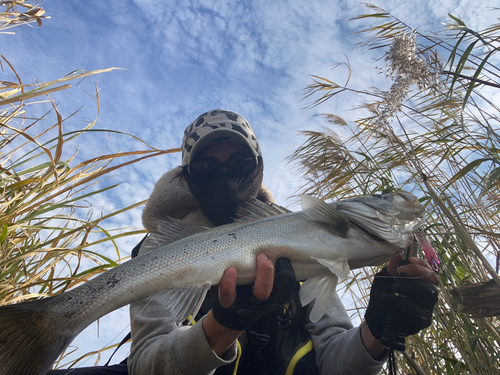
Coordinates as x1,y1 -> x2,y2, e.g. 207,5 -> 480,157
88,284 -> 105,293
228,232 -> 237,239
179,269 -> 190,279
174,267 -> 190,280
106,275 -> 120,288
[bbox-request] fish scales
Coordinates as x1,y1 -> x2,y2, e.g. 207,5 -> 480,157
0,192 -> 437,375
57,212 -> 347,326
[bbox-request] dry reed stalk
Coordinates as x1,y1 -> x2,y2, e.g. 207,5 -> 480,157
291,5 -> 500,374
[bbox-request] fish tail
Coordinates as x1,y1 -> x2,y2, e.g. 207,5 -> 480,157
0,296 -> 73,375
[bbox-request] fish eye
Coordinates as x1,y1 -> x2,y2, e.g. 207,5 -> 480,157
371,193 -> 393,202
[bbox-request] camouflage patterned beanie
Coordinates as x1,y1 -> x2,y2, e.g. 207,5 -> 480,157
181,109 -> 262,166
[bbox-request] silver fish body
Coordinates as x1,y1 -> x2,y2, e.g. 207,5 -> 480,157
0,192 -> 425,375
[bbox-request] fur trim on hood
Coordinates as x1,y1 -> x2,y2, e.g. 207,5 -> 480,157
142,166 -> 274,233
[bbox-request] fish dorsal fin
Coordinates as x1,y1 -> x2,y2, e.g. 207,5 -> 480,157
152,283 -> 211,325
312,257 -> 350,279
141,218 -> 208,253
233,197 -> 291,222
299,271 -> 339,323
300,195 -> 349,236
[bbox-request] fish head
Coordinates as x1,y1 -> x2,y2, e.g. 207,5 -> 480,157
298,191 -> 427,322
332,191 -> 426,265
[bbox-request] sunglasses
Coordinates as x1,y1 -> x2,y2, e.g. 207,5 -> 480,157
188,152 -> 258,181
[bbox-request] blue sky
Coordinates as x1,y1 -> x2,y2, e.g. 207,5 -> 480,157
3,0 -> 500,368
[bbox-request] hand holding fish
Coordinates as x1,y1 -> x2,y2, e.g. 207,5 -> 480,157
389,256 -> 439,284
0,191 -> 436,375
364,255 -> 439,357
218,253 -> 277,308
203,254 -> 295,356
213,256 -> 295,330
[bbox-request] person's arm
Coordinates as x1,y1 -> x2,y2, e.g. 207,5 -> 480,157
360,321 -> 386,359
128,254 -> 275,375
128,297 -> 238,375
306,294 -> 387,375
308,256 -> 439,375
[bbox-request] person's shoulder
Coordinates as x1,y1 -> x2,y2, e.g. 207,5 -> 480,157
257,184 -> 275,204
161,165 -> 184,180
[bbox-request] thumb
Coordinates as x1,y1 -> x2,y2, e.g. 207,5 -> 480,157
387,255 -> 402,276
219,267 -> 237,308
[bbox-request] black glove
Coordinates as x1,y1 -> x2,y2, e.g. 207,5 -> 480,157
365,267 -> 439,341
211,257 -> 296,331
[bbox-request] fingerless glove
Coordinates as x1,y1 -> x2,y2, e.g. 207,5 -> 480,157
211,258 -> 296,331
365,267 -> 438,341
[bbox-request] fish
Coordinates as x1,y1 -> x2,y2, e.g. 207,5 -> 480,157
0,191 -> 436,375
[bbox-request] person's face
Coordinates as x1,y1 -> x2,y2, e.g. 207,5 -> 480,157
186,142 -> 259,225
188,142 -> 257,182
197,142 -> 250,167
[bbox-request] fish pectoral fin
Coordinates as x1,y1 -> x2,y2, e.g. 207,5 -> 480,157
299,272 -> 339,323
300,195 -> 349,237
312,257 -> 350,279
152,283 -> 211,325
141,218 -> 208,253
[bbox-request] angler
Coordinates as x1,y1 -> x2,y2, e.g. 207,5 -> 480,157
1,109 -> 440,375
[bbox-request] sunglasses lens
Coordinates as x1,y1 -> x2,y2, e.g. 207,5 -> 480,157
188,153 -> 258,181
227,153 -> 257,177
188,158 -> 220,180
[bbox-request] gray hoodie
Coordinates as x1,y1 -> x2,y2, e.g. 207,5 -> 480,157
127,166 -> 385,375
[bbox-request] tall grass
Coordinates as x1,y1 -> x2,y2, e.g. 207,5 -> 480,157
1,2 -> 180,368
0,0 -> 48,33
290,4 -> 500,374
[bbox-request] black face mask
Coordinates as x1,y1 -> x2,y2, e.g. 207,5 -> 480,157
184,161 -> 264,226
